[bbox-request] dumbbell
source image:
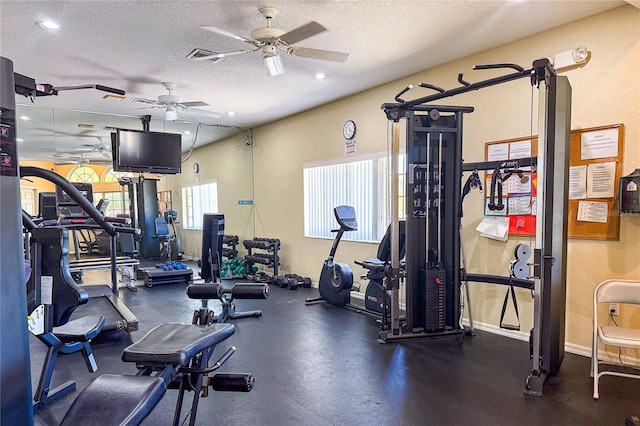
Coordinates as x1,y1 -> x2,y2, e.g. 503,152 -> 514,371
274,275 -> 289,288
285,274 -> 312,289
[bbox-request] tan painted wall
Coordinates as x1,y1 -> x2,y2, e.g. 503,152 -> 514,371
247,5 -> 639,356
158,132 -> 255,260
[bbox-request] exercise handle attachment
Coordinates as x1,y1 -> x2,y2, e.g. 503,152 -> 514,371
177,346 -> 236,375
211,373 -> 255,392
186,284 -> 223,300
230,283 -> 270,300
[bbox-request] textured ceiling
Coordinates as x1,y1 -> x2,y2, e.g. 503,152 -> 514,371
0,0 -> 625,161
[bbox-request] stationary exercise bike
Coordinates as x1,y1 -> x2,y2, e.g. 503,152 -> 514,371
306,206 -> 402,318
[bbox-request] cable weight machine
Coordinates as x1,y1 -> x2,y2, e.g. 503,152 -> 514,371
380,59 -> 571,397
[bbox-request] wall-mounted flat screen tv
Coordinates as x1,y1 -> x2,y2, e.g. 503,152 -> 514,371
111,128 -> 182,174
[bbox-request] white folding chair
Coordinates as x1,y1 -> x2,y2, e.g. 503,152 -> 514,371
591,279 -> 640,399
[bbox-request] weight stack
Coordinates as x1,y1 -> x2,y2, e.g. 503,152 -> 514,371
423,269 -> 446,332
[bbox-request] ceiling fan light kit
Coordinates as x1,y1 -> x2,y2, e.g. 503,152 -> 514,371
195,6 -> 350,76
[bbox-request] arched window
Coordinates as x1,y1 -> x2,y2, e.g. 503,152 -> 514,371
102,167 -> 133,182
67,166 -> 99,183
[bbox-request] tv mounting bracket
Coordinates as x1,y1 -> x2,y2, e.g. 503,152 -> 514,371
13,72 -> 125,102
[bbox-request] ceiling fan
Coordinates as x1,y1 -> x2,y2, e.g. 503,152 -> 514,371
73,136 -> 111,158
132,82 -> 222,121
189,6 -> 350,76
53,152 -> 111,166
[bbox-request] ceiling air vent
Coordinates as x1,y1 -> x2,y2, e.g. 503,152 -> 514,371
186,48 -> 223,63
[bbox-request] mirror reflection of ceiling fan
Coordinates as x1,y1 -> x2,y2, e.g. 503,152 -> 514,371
53,152 -> 111,166
72,136 -> 111,157
131,82 -> 222,121
188,6 -> 350,76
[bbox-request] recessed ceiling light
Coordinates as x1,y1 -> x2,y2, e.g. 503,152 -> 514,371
227,111 -> 236,116
184,130 -> 191,135
314,73 -> 327,80
16,138 -> 24,143
19,115 -> 30,121
36,20 -> 61,31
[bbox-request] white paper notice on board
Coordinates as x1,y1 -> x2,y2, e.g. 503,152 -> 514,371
509,140 -> 532,159
569,165 -> 587,200
344,139 -> 357,156
41,276 -> 53,305
577,201 -> 609,223
587,162 -> 616,198
581,128 -> 618,160
487,143 -> 509,161
476,216 -> 510,241
505,173 -> 531,194
507,196 -> 531,215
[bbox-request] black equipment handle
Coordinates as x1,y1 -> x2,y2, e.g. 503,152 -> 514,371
211,373 -> 254,392
22,210 -> 38,231
178,346 -> 236,375
19,167 -> 118,237
473,63 -> 525,73
52,84 -> 125,96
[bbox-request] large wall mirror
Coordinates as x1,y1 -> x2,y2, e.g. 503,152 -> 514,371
16,104 -> 255,259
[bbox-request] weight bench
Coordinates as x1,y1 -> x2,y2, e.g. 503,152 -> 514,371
186,283 -> 270,324
26,227 -> 107,411
61,322 -> 254,426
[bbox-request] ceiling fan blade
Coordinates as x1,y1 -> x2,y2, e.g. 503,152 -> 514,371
180,101 -> 209,108
185,108 -> 223,119
288,46 -> 350,63
131,98 -> 161,106
189,48 -> 259,61
201,25 -> 261,47
279,21 -> 326,45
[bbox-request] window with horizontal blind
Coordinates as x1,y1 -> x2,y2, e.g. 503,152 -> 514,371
182,181 -> 218,230
304,153 -> 405,242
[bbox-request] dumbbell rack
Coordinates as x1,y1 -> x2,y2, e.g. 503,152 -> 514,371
243,238 -> 280,283
222,235 -> 239,260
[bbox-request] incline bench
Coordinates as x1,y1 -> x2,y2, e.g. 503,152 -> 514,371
61,321 -> 254,426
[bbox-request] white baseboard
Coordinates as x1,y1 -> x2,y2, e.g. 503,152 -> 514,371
290,284 -> 639,365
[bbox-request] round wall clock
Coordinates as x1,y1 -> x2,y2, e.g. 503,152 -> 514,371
343,120 -> 356,140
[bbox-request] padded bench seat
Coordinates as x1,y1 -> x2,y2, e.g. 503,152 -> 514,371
60,374 -> 166,426
54,314 -> 105,344
123,322 -> 235,366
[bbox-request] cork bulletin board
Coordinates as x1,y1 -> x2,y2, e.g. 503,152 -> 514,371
567,124 -> 624,240
483,124 -> 624,240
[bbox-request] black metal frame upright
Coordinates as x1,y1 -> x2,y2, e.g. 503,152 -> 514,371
403,106 -> 473,335
380,59 -> 571,396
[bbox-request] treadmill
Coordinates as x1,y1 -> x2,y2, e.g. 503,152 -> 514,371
21,166 -> 139,332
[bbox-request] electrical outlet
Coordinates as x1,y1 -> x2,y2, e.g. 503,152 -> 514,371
609,303 -> 619,316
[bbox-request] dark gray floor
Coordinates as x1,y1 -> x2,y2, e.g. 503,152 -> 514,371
31,273 -> 639,426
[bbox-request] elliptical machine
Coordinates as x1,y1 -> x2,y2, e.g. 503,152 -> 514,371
165,210 -> 183,260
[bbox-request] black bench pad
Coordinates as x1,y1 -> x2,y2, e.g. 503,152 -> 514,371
54,315 -> 105,343
122,322 -> 235,366
60,374 -> 166,426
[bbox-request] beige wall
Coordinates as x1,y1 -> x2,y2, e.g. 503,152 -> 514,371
242,5 -> 639,356
158,132 -> 255,260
